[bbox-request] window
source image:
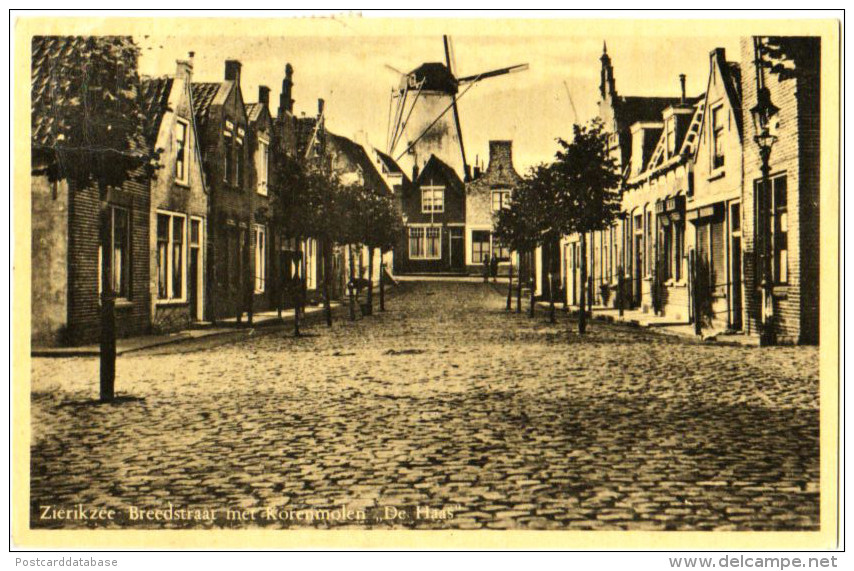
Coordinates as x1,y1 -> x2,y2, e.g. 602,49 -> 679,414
421,186 -> 445,213
257,137 -> 269,195
645,210 -> 653,277
673,220 -> 684,281
472,230 -> 490,264
761,175 -> 788,284
409,227 -> 424,258
660,219 -> 684,281
425,227 -> 441,258
254,225 -> 266,293
156,212 -> 186,301
224,131 -> 233,183
493,236 -> 510,261
665,117 -> 676,157
491,189 -> 511,212
235,132 -> 244,187
175,119 -> 189,184
712,105 -> 725,170
99,206 -> 131,300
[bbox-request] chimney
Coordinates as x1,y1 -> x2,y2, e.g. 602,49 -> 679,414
317,98 -> 325,117
175,51 -> 194,83
225,60 -> 242,85
279,63 -> 294,116
679,74 -> 686,105
258,85 -> 270,107
473,165 -> 482,179
412,164 -> 419,181
487,140 -> 514,175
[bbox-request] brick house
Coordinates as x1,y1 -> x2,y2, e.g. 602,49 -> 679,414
245,85 -> 277,315
192,60 -> 252,323
740,37 -> 820,344
31,36 -> 152,346
465,140 -> 524,276
394,155 -> 466,274
141,57 -> 209,334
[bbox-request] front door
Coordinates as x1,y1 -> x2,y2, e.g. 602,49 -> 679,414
189,248 -> 199,320
450,228 -> 465,270
731,235 -> 743,330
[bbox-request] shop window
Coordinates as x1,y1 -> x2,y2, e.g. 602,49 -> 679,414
472,231 -> 490,264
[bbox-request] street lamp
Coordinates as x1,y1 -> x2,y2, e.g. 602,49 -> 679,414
750,85 -> 779,346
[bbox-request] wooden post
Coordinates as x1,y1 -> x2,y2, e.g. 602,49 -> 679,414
366,247 -> 375,316
348,244 -> 356,321
579,232 -> 588,334
379,255 -> 386,312
322,239 -> 332,327
506,257 -> 513,311
691,250 -> 701,337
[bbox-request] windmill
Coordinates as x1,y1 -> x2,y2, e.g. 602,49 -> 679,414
386,35 -> 528,181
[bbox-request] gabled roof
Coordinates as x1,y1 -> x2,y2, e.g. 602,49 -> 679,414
635,100 -> 705,182
375,149 -> 404,175
327,132 -> 391,195
613,95 -> 693,133
139,77 -> 174,146
245,103 -> 264,123
190,82 -> 223,128
417,154 -> 464,190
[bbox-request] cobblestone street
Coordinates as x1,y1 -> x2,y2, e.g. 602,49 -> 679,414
30,280 -> 819,531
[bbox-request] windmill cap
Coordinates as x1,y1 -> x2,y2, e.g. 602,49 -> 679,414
404,62 -> 458,93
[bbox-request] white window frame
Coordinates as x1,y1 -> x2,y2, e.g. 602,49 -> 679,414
491,188 -> 511,212
421,185 -> 445,214
175,118 -> 190,185
254,224 -> 267,293
409,224 -> 442,260
711,103 -> 726,173
155,210 -> 188,304
256,135 -> 269,196
97,205 -> 132,301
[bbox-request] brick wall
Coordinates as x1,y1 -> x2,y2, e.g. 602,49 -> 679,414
740,36 -> 820,344
67,172 -> 152,345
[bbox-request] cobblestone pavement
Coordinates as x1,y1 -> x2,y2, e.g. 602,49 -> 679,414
30,280 -> 819,530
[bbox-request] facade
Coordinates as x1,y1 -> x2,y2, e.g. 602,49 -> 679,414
394,155 -> 466,274
464,141 -> 524,276
562,39 -> 820,345
245,86 -> 277,315
192,60 -> 252,323
31,36 -> 152,346
142,58 -> 209,334
687,48 -> 745,331
739,37 -> 820,344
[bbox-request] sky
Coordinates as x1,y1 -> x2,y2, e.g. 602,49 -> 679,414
137,27 -> 741,172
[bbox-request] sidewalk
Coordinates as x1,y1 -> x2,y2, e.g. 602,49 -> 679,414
536,301 -> 759,346
31,302 -> 341,357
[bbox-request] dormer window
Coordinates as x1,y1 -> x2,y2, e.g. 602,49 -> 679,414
256,136 -> 269,195
665,118 -> 676,158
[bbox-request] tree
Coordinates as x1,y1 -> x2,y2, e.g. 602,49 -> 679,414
37,36 -> 150,402
359,190 -> 404,315
494,164 -> 552,318
551,119 -> 622,334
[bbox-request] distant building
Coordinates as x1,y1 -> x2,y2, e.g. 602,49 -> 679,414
394,155 -> 466,274
465,141 -> 524,275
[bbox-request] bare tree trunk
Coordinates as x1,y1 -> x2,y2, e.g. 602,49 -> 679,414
348,244 -> 356,321
322,239 -> 332,327
579,232 -> 588,334
293,238 -> 302,337
99,194 -> 115,402
379,252 -> 386,312
516,252 -> 523,313
366,247 -> 375,316
528,251 -> 535,318
549,272 -> 556,324
506,257 -> 513,311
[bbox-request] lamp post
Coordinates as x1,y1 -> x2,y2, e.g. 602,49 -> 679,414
750,84 -> 779,346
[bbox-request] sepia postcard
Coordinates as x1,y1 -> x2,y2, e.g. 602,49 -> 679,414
11,13 -> 841,550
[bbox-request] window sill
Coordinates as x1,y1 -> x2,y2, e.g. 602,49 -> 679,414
708,169 -> 726,182
664,280 -> 687,288
254,290 -> 265,295
773,285 -> 789,298
174,180 -> 191,189
155,299 -> 188,306
115,299 -> 134,309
